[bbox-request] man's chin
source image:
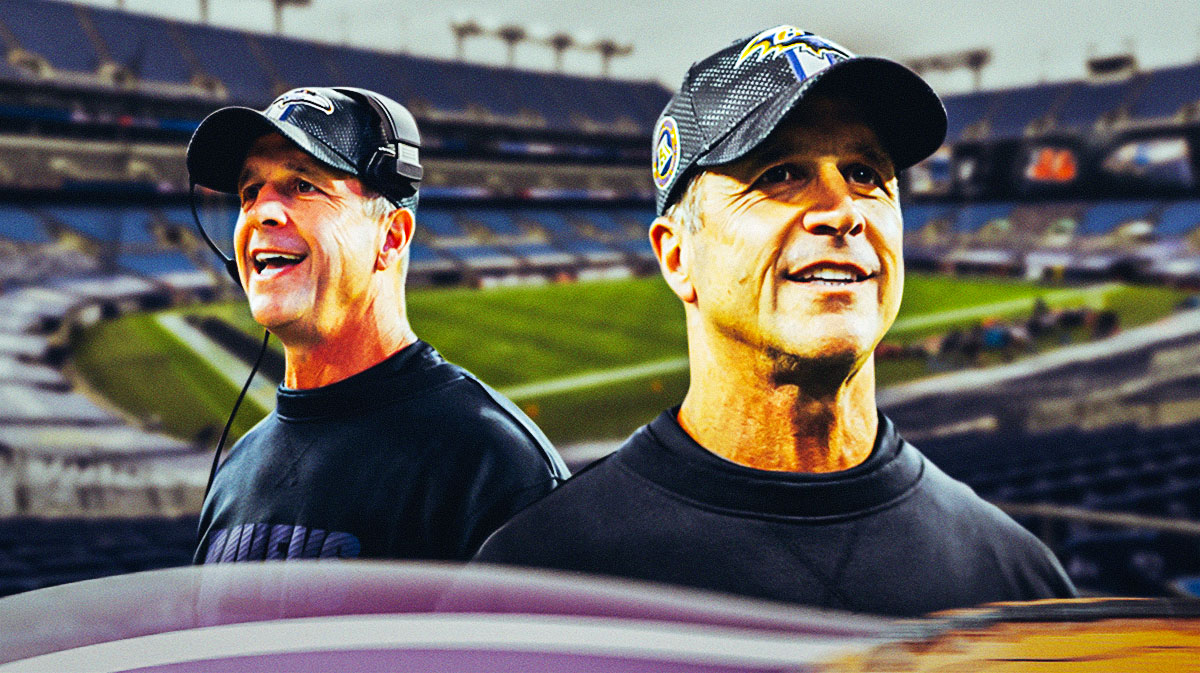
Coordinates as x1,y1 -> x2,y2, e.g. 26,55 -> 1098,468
763,335 -> 871,394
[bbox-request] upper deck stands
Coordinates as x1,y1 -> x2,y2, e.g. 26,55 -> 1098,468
988,83 -> 1064,139
1128,62 -> 1200,122
175,24 -> 274,104
87,6 -> 193,85
0,0 -> 96,73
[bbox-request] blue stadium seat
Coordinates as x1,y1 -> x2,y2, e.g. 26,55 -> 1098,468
902,203 -> 955,233
942,91 -> 995,142
520,210 -> 573,238
117,208 -> 157,245
988,82 -> 1066,138
576,210 -> 628,237
1054,79 -> 1134,130
1077,200 -> 1157,236
953,203 -> 1015,233
442,245 -> 516,266
87,6 -> 193,84
324,47 -> 419,108
460,209 -> 524,237
176,24 -> 274,104
255,35 -> 339,90
117,251 -> 198,276
43,205 -> 123,241
44,205 -> 160,245
0,206 -> 50,244
561,239 -> 618,256
1129,63 -> 1200,121
509,242 -> 566,258
417,209 -> 469,238
1154,200 -> 1200,239
408,242 -> 445,264
0,0 -> 98,73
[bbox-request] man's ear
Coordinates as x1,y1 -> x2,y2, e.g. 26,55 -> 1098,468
377,207 -> 415,271
649,214 -> 696,304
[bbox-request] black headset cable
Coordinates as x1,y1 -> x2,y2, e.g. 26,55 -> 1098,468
203,328 -> 270,503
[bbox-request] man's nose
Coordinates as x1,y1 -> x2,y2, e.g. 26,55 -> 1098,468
801,165 -> 865,238
242,185 -> 287,228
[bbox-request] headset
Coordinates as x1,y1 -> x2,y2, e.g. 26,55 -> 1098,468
189,88 -> 424,503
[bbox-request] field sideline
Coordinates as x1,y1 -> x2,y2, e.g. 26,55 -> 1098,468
73,274 -> 1190,445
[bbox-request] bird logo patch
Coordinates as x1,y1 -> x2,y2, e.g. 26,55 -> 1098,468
736,26 -> 851,82
267,88 -> 335,121
653,116 -> 680,190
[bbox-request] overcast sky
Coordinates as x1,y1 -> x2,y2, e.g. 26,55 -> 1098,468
71,0 -> 1200,94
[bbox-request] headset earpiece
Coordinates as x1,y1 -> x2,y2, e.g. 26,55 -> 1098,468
332,87 -> 423,202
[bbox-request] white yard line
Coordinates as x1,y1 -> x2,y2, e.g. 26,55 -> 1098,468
500,357 -> 689,401
154,313 -> 277,410
891,282 -> 1118,332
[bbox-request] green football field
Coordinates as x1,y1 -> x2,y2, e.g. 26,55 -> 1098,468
72,273 -> 1191,446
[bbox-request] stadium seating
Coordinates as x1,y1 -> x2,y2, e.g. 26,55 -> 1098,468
87,6 -> 194,85
117,251 -> 199,277
0,205 -> 50,244
1052,79 -> 1134,131
1129,62 -> 1200,122
988,83 -> 1063,139
1076,201 -> 1157,237
943,90 -> 994,142
255,35 -> 340,91
0,0 -> 98,74
1154,200 -> 1200,239
0,517 -> 196,598
175,24 -> 275,104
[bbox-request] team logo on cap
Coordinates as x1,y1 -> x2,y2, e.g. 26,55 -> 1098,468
652,116 -> 680,190
736,26 -> 850,82
266,88 -> 335,121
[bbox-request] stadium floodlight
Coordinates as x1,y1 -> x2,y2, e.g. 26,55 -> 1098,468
587,38 -> 633,78
904,48 -> 991,91
545,31 -> 575,72
272,0 -> 311,34
450,17 -> 484,60
496,24 -> 528,67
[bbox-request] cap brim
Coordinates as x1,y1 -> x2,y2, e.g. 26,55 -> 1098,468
186,107 -> 358,195
698,57 -> 947,172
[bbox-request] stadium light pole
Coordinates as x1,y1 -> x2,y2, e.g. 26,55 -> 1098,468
272,0 -> 311,34
546,32 -> 574,72
198,0 -> 209,24
590,38 -> 632,78
905,48 -> 991,91
496,24 -> 527,67
451,18 -> 483,60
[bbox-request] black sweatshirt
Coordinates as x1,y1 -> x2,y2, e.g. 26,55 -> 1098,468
196,340 -> 569,563
476,408 -> 1076,616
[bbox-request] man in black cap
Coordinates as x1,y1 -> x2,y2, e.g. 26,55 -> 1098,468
475,28 -> 1075,615
186,87 -> 568,563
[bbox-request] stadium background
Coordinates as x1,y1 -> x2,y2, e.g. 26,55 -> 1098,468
1,0 -> 1200,603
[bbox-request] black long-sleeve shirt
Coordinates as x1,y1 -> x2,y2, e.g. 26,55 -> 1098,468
196,340 -> 569,563
476,408 -> 1076,616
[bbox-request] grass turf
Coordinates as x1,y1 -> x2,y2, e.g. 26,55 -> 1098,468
72,313 -> 267,442
73,274 -> 1192,445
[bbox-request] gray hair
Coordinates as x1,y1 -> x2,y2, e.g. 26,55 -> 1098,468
664,174 -> 703,233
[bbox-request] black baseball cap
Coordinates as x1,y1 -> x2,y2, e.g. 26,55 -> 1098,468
187,86 -> 420,207
653,26 -> 947,215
